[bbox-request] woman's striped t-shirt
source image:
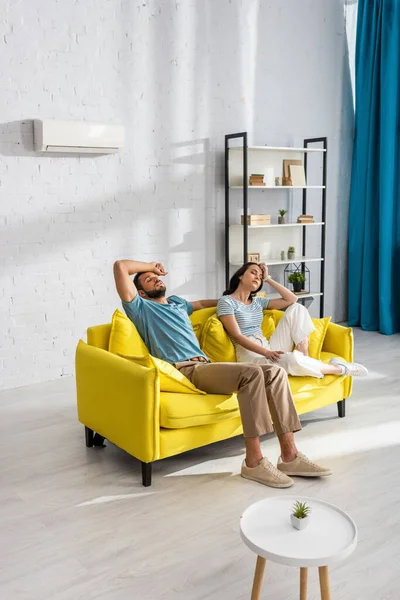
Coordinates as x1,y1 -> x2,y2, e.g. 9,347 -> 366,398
216,295 -> 270,338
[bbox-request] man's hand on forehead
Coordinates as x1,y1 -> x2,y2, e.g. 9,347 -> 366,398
151,262 -> 168,276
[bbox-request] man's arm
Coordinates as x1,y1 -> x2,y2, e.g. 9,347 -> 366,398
113,260 -> 167,302
191,299 -> 218,311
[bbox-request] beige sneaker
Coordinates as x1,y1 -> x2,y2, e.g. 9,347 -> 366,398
241,458 -> 294,488
277,452 -> 332,477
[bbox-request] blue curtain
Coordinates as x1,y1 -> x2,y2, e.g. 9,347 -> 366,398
348,0 -> 400,335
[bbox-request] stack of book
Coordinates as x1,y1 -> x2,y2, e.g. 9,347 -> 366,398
297,214 -> 314,223
241,214 -> 271,226
249,174 -> 265,186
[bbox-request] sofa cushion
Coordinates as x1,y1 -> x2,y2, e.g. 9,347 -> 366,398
309,317 -> 331,359
271,310 -> 330,360
160,351 -> 344,429
261,310 -> 276,339
189,307 -> 217,341
200,315 -> 236,362
201,310 -> 277,363
121,354 -> 205,395
160,392 -> 240,428
288,351 -> 343,394
109,309 -> 149,356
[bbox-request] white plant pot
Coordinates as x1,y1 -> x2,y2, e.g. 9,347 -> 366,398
291,514 -> 309,531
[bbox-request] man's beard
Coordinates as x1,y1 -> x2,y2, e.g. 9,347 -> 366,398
145,286 -> 166,299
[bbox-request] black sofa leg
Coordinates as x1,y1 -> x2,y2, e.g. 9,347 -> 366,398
93,433 -> 106,447
85,426 -> 94,447
337,399 -> 346,418
142,462 -> 152,487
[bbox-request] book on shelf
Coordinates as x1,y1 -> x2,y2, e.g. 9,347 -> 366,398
249,174 -> 265,184
297,214 -> 314,223
241,214 -> 271,225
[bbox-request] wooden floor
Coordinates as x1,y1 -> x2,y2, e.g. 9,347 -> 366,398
0,328 -> 399,599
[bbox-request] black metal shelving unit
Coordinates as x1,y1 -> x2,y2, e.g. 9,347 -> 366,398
224,132 -> 327,317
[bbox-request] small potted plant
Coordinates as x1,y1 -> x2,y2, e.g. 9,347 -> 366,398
287,246 -> 296,260
291,501 -> 311,531
288,271 -> 305,293
278,209 -> 287,224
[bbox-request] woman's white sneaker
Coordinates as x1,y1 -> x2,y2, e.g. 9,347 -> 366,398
330,357 -> 368,377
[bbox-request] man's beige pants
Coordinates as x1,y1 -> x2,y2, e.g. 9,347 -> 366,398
176,361 -> 301,438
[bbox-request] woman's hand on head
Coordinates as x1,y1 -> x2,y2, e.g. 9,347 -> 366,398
264,349 -> 284,362
259,262 -> 269,281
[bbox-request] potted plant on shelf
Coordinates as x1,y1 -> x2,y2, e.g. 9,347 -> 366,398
287,246 -> 295,260
278,209 -> 287,224
291,501 -> 311,531
288,271 -> 305,293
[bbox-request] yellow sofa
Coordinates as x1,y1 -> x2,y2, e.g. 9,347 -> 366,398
75,308 -> 353,486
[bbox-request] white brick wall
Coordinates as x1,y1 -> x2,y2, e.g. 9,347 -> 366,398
0,0 -> 353,390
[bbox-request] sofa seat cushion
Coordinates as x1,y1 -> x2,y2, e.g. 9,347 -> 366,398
289,351 -> 344,399
160,351 -> 345,428
160,392 -> 240,429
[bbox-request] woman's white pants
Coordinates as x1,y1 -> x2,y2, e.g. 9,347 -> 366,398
235,303 -> 325,378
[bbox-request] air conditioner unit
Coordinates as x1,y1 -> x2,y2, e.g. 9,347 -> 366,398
33,119 -> 124,154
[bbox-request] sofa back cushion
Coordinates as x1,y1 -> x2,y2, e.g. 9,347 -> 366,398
308,317 -> 331,359
189,306 -> 217,341
108,309 -> 149,356
200,315 -> 236,362
261,310 -> 276,339
200,310 -> 277,362
271,310 -> 330,360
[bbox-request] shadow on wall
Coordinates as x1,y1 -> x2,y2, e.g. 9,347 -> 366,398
0,125 -> 217,296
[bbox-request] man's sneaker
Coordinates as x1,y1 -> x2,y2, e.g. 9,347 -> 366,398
329,357 -> 368,377
241,458 -> 294,488
277,452 -> 332,477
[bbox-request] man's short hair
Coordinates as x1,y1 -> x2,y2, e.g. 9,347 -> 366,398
133,272 -> 144,291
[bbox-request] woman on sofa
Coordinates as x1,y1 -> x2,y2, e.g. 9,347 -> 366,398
217,262 -> 368,378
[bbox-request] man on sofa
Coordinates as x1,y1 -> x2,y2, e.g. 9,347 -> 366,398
113,258 -> 332,489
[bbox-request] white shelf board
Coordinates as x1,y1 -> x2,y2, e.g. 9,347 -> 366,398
230,185 -> 325,190
229,146 -> 326,153
268,291 -> 323,300
230,222 -> 325,229
231,257 -> 324,267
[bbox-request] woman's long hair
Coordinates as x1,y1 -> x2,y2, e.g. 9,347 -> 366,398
223,262 -> 264,297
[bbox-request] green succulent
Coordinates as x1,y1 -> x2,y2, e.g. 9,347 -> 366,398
278,209 -> 287,216
288,272 -> 305,284
292,501 -> 311,519
288,246 -> 295,252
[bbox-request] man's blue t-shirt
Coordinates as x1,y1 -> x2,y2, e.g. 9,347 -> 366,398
122,294 -> 208,364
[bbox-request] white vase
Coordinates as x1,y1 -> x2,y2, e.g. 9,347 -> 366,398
291,514 -> 309,530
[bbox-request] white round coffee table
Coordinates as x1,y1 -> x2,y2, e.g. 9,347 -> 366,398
240,496 -> 357,599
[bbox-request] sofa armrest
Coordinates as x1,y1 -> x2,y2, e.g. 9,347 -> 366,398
75,340 -> 160,462
322,322 -> 354,363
